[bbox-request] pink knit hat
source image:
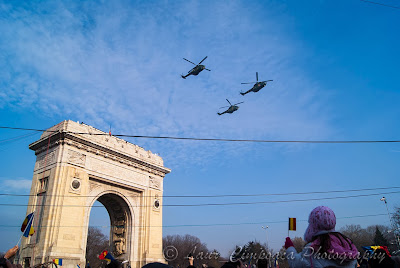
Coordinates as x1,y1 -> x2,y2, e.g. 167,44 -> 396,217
304,206 -> 336,243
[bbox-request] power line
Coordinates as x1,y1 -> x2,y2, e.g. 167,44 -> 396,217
0,186 -> 398,198
0,213 -> 388,228
0,131 -> 39,144
1,126 -> 400,144
0,131 -> 41,153
0,126 -> 49,132
1,190 -> 399,207
360,0 -> 400,9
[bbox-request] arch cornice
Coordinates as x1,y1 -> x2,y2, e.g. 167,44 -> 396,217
29,131 -> 171,177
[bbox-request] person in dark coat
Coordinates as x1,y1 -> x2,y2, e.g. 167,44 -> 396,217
106,259 -> 122,268
142,262 -> 173,268
368,247 -> 395,268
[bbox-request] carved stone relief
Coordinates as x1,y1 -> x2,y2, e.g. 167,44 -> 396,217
89,158 -> 147,186
89,182 -> 101,192
106,199 -> 127,256
67,149 -> 86,166
36,149 -> 57,169
149,176 -> 161,190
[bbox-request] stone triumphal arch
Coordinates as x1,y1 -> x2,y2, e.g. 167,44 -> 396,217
20,120 -> 170,268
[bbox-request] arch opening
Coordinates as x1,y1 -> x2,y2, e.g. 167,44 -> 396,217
86,201 -> 110,267
87,193 -> 132,264
98,193 -> 131,260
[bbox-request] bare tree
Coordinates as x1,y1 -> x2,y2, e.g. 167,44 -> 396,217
388,207 -> 400,252
392,207 -> 400,228
339,224 -> 373,252
367,224 -> 399,253
291,237 -> 305,253
277,247 -> 289,268
240,240 -> 269,266
340,223 -> 400,254
86,227 -> 109,268
365,225 -> 390,238
163,234 -> 221,268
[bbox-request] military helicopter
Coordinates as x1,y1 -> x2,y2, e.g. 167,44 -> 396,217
218,99 -> 244,115
181,56 -> 210,79
240,72 -> 273,95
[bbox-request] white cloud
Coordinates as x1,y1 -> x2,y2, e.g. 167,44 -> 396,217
0,1 -> 333,169
3,179 -> 32,193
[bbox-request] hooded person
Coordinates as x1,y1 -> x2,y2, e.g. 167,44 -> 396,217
284,206 -> 359,268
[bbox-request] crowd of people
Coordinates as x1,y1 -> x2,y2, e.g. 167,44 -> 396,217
281,206 -> 400,267
183,206 -> 400,267
1,206 -> 399,268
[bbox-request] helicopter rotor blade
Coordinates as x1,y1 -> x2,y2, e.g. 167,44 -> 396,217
219,106 -> 230,109
183,58 -> 197,65
241,82 -> 257,84
226,99 -> 232,106
233,102 -> 244,106
256,72 -> 259,82
260,80 -> 273,83
198,56 -> 208,64
205,68 -> 211,71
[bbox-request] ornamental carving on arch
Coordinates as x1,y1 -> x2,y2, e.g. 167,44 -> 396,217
37,149 -> 57,168
89,182 -> 101,192
65,138 -> 168,176
67,149 -> 86,166
111,205 -> 127,256
149,176 -> 161,189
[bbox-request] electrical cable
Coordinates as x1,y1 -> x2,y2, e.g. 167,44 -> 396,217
0,213 -> 388,228
0,186 -> 398,198
1,126 -> 400,144
0,190 -> 399,207
0,131 -> 41,153
0,131 -> 39,144
360,0 -> 400,9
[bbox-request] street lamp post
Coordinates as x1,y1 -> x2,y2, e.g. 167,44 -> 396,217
261,226 -> 270,268
261,226 -> 269,247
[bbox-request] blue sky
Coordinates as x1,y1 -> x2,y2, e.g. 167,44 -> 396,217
1,0 -> 400,257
